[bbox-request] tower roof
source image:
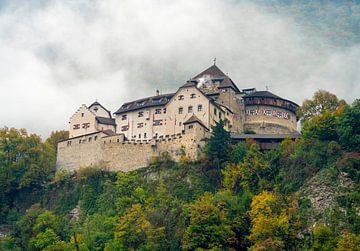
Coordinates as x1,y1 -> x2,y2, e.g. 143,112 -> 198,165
89,101 -> 112,117
192,64 -> 227,79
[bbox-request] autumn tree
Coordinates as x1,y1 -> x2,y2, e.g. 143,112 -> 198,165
248,191 -> 298,249
297,90 -> 345,122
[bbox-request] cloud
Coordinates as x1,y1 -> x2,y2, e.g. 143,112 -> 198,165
0,0 -> 359,138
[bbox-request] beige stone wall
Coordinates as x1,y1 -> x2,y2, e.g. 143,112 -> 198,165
165,86 -> 211,134
69,105 -> 98,138
89,104 -> 110,118
115,105 -> 168,140
244,105 -> 297,133
56,122 -> 210,172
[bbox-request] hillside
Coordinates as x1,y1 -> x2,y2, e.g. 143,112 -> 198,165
0,90 -> 359,250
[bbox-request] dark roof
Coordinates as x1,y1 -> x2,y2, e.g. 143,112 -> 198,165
193,64 -> 227,79
183,114 -> 209,130
89,101 -> 112,117
114,93 -> 175,114
243,90 -> 300,109
191,65 -> 241,94
244,91 -> 282,99
217,76 -> 241,93
96,116 -> 116,126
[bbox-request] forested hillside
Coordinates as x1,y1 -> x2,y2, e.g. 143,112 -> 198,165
0,90 -> 359,250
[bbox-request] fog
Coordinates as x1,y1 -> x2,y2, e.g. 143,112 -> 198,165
0,0 -> 359,138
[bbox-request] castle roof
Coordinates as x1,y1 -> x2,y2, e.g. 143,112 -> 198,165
244,90 -> 299,107
183,114 -> 209,131
96,116 -> 116,126
114,93 -> 175,114
244,90 -> 282,99
193,64 -> 227,79
190,65 -> 241,93
89,101 -> 112,117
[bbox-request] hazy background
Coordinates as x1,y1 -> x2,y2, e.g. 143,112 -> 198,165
0,0 -> 359,138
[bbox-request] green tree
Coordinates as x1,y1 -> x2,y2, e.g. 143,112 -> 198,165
337,99 -> 360,152
182,192 -> 236,250
297,90 -> 345,122
205,120 -> 231,165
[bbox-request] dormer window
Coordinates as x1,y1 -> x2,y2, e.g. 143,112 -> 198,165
190,93 -> 196,99
178,95 -> 184,100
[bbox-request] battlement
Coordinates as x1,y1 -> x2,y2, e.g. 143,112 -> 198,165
56,122 -> 210,172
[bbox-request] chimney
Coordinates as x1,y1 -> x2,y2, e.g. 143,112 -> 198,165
156,89 -> 160,96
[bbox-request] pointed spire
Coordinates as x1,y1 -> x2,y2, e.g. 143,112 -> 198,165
213,57 -> 217,65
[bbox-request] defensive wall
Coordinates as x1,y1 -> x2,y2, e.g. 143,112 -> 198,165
56,122 -> 210,172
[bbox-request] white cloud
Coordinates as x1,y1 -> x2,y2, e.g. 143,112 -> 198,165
0,0 -> 359,138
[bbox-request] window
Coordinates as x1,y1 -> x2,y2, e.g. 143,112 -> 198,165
163,108 -> 167,114
214,108 -> 217,115
178,95 -> 184,100
67,141 -> 72,146
179,122 -> 182,126
82,123 -> 90,129
188,106 -> 193,113
178,107 -> 183,114
139,134 -> 141,138
121,114 -> 127,120
190,93 -> 196,99
144,133 -> 147,138
93,107 -> 98,112
153,120 -> 163,126
155,108 -> 161,114
197,104 -> 203,112
219,112 -> 222,119
73,124 -> 80,130
81,113 -> 84,117
79,140 -> 82,144
94,136 -> 97,141
121,125 -> 129,131
188,124 -> 194,129
138,111 -> 144,117
88,137 -> 92,142
137,123 -> 144,128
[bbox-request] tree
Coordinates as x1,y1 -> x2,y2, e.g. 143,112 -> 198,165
337,99 -> 360,152
205,120 -> 231,165
222,144 -> 269,192
248,191 -> 297,249
113,203 -> 164,250
297,90 -> 345,122
336,231 -> 360,251
182,192 -> 236,250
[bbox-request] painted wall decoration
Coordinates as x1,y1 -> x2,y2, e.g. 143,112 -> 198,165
246,108 -> 291,120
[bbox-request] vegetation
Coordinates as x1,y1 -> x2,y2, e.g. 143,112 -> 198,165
0,90 -> 359,250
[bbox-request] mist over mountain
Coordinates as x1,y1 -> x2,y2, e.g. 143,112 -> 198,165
0,0 -> 359,137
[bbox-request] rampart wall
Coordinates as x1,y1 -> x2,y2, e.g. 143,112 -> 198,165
56,123 -> 209,172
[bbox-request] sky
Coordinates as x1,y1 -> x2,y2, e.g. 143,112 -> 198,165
0,0 -> 359,138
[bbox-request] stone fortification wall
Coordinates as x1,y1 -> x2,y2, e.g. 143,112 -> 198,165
56,123 -> 209,172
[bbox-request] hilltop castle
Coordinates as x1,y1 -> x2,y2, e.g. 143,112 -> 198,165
56,64 -> 300,172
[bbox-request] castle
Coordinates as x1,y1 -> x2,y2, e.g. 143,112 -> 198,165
56,64 -> 300,172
